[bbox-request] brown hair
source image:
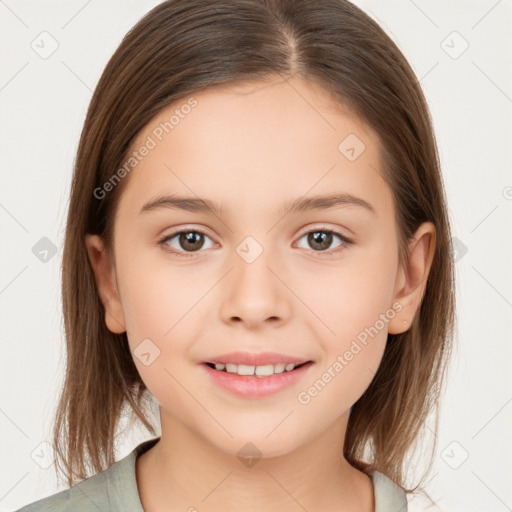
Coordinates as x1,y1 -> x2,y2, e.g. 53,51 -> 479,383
55,0 -> 456,497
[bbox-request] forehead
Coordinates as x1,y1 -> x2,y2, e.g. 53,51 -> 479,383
116,76 -> 392,221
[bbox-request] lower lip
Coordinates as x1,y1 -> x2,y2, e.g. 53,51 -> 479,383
200,362 -> 314,398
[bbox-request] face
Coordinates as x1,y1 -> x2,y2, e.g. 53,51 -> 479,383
87,75 -> 430,459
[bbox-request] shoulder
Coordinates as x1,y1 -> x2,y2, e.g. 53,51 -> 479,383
370,470 -> 408,512
14,437 -> 161,512
16,470 -> 108,512
13,470 -> 111,512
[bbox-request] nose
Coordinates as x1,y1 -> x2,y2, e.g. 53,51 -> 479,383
219,242 -> 292,330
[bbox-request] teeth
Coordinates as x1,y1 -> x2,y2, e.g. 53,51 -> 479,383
212,362 -> 302,377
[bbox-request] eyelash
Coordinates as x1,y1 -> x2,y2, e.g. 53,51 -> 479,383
158,226 -> 353,258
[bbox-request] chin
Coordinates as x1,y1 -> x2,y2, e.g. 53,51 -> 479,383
206,428 -> 304,462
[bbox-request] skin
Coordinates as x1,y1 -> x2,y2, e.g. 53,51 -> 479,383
86,75 -> 435,512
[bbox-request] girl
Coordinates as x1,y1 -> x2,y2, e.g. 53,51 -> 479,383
17,0 -> 455,510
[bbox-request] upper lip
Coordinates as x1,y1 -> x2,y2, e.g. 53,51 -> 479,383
202,351 -> 313,366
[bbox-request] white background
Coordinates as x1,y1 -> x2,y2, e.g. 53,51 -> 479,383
1,1 -> 511,511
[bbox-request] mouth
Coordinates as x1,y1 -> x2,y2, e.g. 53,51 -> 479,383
201,360 -> 315,398
203,360 -> 313,378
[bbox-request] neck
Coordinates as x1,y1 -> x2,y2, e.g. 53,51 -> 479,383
136,410 -> 374,512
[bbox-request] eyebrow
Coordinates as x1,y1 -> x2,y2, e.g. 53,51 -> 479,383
139,193 -> 376,216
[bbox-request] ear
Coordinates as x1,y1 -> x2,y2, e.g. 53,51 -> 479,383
85,234 -> 126,334
388,222 -> 436,334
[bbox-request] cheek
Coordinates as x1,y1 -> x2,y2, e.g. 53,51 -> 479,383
118,244 -> 208,341
116,250 -> 216,393
296,271 -> 396,423
293,239 -> 398,410
293,235 -> 399,345
115,258 -> 225,441
117,261 -> 203,412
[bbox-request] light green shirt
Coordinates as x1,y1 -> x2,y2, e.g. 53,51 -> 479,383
16,437 -> 408,511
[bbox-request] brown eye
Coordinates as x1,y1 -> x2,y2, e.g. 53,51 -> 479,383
296,228 -> 352,255
177,232 -> 205,252
307,231 -> 334,251
159,229 -> 215,256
